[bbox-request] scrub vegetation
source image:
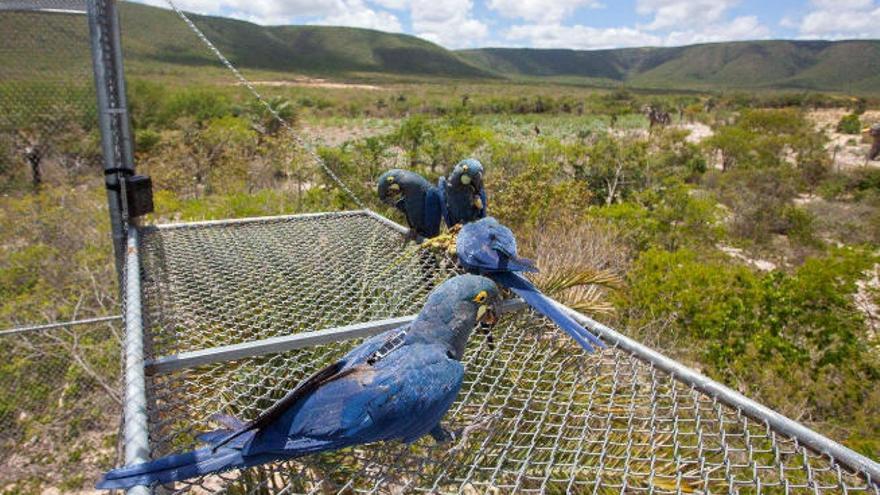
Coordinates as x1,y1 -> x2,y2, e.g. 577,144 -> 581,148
3,9 -> 880,491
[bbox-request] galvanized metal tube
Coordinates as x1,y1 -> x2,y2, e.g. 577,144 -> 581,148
155,210 -> 366,230
86,0 -> 126,281
145,299 -> 526,375
553,299 -> 880,484
107,0 -> 135,175
123,229 -> 151,495
0,315 -> 122,336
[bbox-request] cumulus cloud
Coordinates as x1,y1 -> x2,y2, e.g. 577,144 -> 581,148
797,0 -> 880,39
408,0 -> 489,48
312,0 -> 402,32
139,0 -> 403,30
141,0 -> 337,22
636,0 -> 739,30
504,23 -> 660,49
488,0 -> 603,23
664,16 -> 770,46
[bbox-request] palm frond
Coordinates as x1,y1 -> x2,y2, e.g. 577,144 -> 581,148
535,266 -> 624,316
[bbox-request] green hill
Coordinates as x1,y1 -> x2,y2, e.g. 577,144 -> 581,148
2,2 -> 878,92
459,41 -> 880,92
116,2 -> 491,78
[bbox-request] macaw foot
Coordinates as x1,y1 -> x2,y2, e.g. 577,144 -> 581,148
444,411 -> 503,455
430,424 -> 454,444
478,323 -> 495,350
419,231 -> 458,257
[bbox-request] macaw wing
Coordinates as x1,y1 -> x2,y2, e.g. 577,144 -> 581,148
275,343 -> 464,447
456,224 -> 501,271
438,177 -> 451,228
424,186 -> 443,238
210,358 -> 349,450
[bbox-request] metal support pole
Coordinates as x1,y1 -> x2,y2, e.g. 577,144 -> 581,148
123,229 -> 150,495
86,0 -> 135,283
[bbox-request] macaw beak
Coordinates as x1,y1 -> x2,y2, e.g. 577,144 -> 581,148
863,127 -> 872,134
476,303 -> 499,327
477,302 -> 499,348
380,183 -> 402,205
471,172 -> 483,191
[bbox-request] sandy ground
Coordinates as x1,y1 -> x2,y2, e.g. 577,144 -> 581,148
679,122 -> 714,143
244,78 -> 384,91
299,120 -> 395,148
717,244 -> 777,271
807,109 -> 880,170
855,264 -> 880,348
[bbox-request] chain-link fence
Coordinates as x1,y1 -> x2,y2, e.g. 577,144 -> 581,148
0,1 -> 101,192
0,3 -> 125,492
0,320 -> 122,489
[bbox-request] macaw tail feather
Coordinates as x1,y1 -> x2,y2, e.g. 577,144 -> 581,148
97,447 -> 256,490
497,251 -> 538,273
491,272 -> 606,352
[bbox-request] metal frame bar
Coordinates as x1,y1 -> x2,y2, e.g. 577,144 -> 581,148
144,300 -> 526,375
0,315 -> 121,336
123,229 -> 151,495
153,210 -> 368,231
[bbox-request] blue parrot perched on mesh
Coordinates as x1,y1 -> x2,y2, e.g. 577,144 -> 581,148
96,274 -> 501,490
439,158 -> 487,228
455,217 -> 606,353
377,169 -> 442,240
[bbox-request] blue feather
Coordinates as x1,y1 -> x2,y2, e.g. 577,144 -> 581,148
491,272 -> 605,352
457,217 -> 606,353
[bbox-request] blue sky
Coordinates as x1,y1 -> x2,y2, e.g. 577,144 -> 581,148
138,0 -> 880,49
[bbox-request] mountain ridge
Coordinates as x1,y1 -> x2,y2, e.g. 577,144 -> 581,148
5,2 -> 877,93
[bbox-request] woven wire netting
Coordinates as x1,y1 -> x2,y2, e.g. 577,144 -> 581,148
139,212 -> 460,359
0,2 -> 100,191
0,321 -> 122,486
137,212 -> 878,494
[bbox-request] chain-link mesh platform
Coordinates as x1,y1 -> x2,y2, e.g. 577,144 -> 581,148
133,211 -> 879,494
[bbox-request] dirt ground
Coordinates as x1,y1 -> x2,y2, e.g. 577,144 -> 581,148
807,109 -> 880,170
245,78 -> 384,91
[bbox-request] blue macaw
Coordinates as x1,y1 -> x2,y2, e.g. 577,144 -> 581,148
377,169 -> 442,239
439,158 -> 487,228
97,274 -> 501,490
456,217 -> 605,353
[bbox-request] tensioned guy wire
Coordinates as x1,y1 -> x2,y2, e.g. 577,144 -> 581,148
163,0 -> 368,210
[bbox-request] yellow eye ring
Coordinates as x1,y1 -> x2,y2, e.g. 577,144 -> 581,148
473,290 -> 487,304
386,176 -> 395,182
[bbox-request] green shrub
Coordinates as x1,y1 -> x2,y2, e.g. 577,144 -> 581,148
159,89 -> 232,126
837,113 -> 862,135
622,247 -> 880,457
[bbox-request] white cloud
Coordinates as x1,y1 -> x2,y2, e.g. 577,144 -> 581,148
488,0 -> 603,23
368,0 -> 410,10
664,15 -> 770,45
500,0 -> 773,50
636,0 -> 740,30
139,0 -> 402,29
504,24 -> 661,49
313,0 -> 402,31
408,0 -> 488,48
148,0 -> 339,21
797,0 -> 880,39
